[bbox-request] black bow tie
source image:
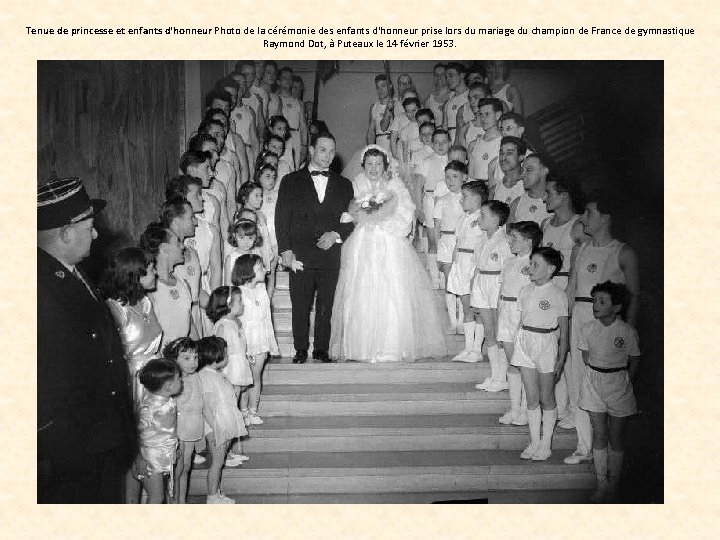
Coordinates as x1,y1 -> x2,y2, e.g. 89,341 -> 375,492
311,170 -> 330,178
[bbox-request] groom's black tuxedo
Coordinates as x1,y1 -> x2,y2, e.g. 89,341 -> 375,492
275,167 -> 354,355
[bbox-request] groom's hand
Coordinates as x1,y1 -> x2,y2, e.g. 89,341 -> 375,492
280,250 -> 296,268
317,232 -> 340,250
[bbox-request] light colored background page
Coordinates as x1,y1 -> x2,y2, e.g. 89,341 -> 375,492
0,0 -> 711,536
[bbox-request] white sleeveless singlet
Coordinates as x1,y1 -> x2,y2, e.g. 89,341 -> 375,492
514,192 -> 551,225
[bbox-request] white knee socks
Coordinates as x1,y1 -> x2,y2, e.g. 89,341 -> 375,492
472,323 -> 484,353
539,408 -> 558,452
445,294 -> 458,331
463,322 -> 475,351
495,347 -> 508,382
528,407 -> 541,446
575,408 -> 593,456
508,371 -> 522,416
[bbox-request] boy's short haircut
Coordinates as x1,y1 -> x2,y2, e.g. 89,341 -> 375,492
165,174 -> 201,201
482,199 -> 511,226
138,358 -> 180,393
445,160 -> 468,175
448,144 -> 468,158
446,62 -> 467,74
264,133 -> 286,148
461,180 -> 489,202
374,74 -> 389,84
478,97 -> 504,114
198,119 -> 224,136
531,246 -> 564,277
402,97 -> 422,110
525,152 -> 550,169
591,281 -> 631,313
188,133 -> 217,153
432,128 -> 450,142
415,108 -> 434,122
548,177 -> 583,214
468,81 -> 492,96
509,220 -> 543,249
500,136 -> 527,157
179,150 -> 211,174
197,335 -> 228,370
584,187 -> 618,218
204,89 -> 231,108
419,121 -> 436,133
500,111 -> 525,128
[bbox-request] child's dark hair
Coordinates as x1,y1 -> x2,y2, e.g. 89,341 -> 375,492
197,336 -> 228,370
234,207 -> 258,224
228,219 -> 259,248
461,180 -> 488,202
268,115 -> 291,141
238,181 -> 262,207
206,286 -> 242,323
419,121 -> 436,133
478,97 -> 504,114
138,222 -> 173,258
500,111 -> 525,128
165,174 -> 201,202
138,358 -> 180,393
531,246 -> 563,277
231,253 -> 262,286
204,89 -> 231,109
162,337 -> 197,361
432,128 -> 450,142
187,132 -> 217,153
468,81 -> 492,96
415,108 -> 434,123
591,281 -> 631,312
509,221 -> 543,249
402,97 -> 421,110
254,163 -> 277,184
448,144 -> 468,159
445,160 -> 468,175
99,246 -> 154,305
482,200 -> 511,226
548,177 -> 583,213
161,197 -> 192,229
179,150 -> 211,175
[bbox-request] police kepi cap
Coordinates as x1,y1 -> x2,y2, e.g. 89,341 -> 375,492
37,177 -> 107,230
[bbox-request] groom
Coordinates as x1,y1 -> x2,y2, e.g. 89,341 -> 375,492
275,131 -> 355,363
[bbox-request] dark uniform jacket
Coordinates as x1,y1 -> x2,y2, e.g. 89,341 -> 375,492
37,248 -> 135,465
274,168 -> 355,269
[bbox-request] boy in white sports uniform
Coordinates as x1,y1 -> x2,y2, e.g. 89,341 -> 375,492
433,145 -> 469,200
496,221 -> 542,426
367,74 -> 404,153
415,128 -> 451,287
389,92 -> 419,161
424,63 -> 453,128
442,63 -> 469,139
511,153 -> 552,225
434,161 -> 467,330
511,247 -> 569,461
563,193 -> 639,466
578,280 -> 640,502
471,200 -> 512,389
447,181 -> 488,359
402,109 -> 434,168
468,98 -> 504,183
456,82 -> 491,149
491,136 -> 526,207
487,112 -> 531,189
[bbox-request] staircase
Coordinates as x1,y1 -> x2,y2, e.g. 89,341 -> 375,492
188,268 -> 595,503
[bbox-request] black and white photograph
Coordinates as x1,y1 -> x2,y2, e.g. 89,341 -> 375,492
37,60 -> 663,504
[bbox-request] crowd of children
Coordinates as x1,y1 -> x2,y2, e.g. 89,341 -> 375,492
101,60 -> 641,504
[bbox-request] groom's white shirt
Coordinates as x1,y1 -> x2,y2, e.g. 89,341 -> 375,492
308,165 -> 329,203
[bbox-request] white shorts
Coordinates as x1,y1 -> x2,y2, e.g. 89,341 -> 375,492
511,327 -> 559,373
447,251 -> 475,296
422,193 -> 435,228
579,367 -> 637,417
496,297 -> 521,343
470,273 -> 501,309
437,232 -> 457,264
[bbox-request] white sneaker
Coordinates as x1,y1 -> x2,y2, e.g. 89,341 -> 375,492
451,350 -> 471,362
459,350 -> 482,363
225,453 -> 245,467
474,376 -> 492,390
207,491 -> 235,504
248,412 -> 264,425
498,410 -> 515,425
511,412 -> 528,426
520,442 -> 539,460
531,447 -> 552,461
563,451 -> 593,465
192,454 -> 207,465
483,380 -> 509,393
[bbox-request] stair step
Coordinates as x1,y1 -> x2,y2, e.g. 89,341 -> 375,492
258,382 -> 511,416
188,449 -> 595,495
263,358 -> 489,384
242,414 -> 579,452
189,488 -> 593,504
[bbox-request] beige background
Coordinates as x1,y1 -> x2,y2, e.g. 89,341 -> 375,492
1,0 -> 710,536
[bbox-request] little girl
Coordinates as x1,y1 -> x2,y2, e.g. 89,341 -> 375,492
256,163 -> 280,256
224,219 -> 262,286
197,336 -> 248,504
132,358 -> 182,503
207,286 -> 252,462
231,254 -> 279,425
267,115 -> 295,169
512,247 -> 568,461
164,338 -> 203,504
238,181 -> 277,297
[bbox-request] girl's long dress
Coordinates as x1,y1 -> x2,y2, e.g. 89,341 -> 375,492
329,173 -> 447,362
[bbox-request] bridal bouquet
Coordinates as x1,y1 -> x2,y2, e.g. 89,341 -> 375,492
355,189 -> 392,214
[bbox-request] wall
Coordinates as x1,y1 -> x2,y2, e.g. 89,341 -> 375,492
37,61 -> 186,252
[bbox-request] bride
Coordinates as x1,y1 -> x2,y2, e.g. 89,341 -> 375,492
329,145 -> 447,362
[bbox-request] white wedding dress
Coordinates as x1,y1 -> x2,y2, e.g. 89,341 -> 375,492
329,172 -> 448,362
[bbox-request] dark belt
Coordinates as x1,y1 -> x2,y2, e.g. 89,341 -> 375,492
424,189 -> 435,193
457,248 -> 473,253
575,297 -> 593,303
500,295 -> 517,302
589,365 -> 627,373
478,270 -> 501,275
440,230 -> 455,235
447,126 -> 457,132
556,271 -> 569,277
522,325 -> 558,334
